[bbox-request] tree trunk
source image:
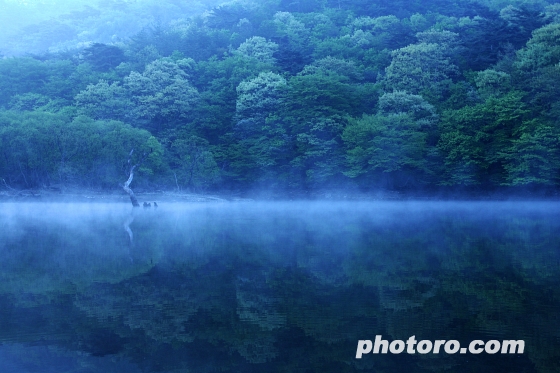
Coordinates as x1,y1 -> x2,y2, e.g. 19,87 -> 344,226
123,149 -> 148,207
123,169 -> 140,207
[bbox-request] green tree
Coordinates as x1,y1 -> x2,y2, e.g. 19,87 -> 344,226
281,65 -> 376,186
235,71 -> 286,129
0,111 -> 164,188
513,23 -> 560,119
191,52 -> 280,163
377,90 -> 438,128
309,56 -> 364,82
349,15 -> 414,50
235,36 -> 279,64
0,57 -> 49,106
383,42 -> 458,98
500,121 -> 560,186
266,11 -> 312,73
74,80 -> 132,121
82,43 -> 126,71
514,23 -> 560,72
475,69 -> 512,99
7,93 -> 52,111
168,135 -> 220,191
438,92 -> 529,186
229,72 -> 290,184
342,112 -> 430,187
124,57 -> 199,131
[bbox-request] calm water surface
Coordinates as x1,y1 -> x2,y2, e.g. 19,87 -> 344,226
0,201 -> 558,373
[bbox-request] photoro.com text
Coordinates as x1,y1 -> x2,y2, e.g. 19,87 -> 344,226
356,335 -> 525,358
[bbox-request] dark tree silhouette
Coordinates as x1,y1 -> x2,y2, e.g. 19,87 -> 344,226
82,43 -> 126,71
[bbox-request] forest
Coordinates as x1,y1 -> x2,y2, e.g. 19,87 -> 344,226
1,0 -> 560,195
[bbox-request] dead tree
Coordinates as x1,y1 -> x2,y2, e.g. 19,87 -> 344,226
123,149 -> 148,207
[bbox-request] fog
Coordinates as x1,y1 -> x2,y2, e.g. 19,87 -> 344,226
0,0 -> 223,56
1,200 -> 558,288
0,200 -> 559,371
1,0 -> 560,370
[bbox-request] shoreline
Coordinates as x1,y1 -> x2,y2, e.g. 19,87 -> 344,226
0,190 -> 231,203
1,188 -> 559,203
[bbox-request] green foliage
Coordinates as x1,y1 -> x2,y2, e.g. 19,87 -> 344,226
74,80 -> 132,121
349,15 -> 415,50
235,71 -> 287,125
500,121 -> 560,185
261,11 -> 313,74
311,14 -> 412,74
475,69 -> 512,99
0,58 -> 49,106
165,21 -> 234,61
292,116 -> 346,186
235,36 -> 279,64
383,42 -> 458,98
342,112 -> 430,184
168,135 -> 220,190
511,23 -> 560,121
0,111 -> 163,188
514,23 -> 560,71
310,56 -> 364,82
226,72 -> 291,184
377,90 -> 438,128
276,65 -> 378,186
285,67 -> 370,119
123,57 -> 199,130
1,0 -> 560,192
438,92 -> 530,185
193,52 -> 280,136
82,43 -> 126,71
7,93 -> 52,111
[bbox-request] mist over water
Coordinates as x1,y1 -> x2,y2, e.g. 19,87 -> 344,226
0,201 -> 559,372
1,1 -> 559,372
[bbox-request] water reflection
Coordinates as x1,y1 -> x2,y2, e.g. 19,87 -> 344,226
0,201 -> 558,373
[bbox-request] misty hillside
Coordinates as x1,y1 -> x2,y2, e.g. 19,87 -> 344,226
0,0 -> 225,57
1,0 -> 560,194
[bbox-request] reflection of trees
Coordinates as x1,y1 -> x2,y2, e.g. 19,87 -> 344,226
74,278 -> 197,345
0,203 -> 559,372
235,273 -> 286,331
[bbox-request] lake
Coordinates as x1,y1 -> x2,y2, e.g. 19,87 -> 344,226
0,201 -> 558,373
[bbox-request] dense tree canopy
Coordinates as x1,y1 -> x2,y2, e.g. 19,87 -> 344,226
0,0 -> 559,193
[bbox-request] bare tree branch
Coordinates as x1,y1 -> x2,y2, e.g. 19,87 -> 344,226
122,149 -> 149,207
1,178 -> 17,192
